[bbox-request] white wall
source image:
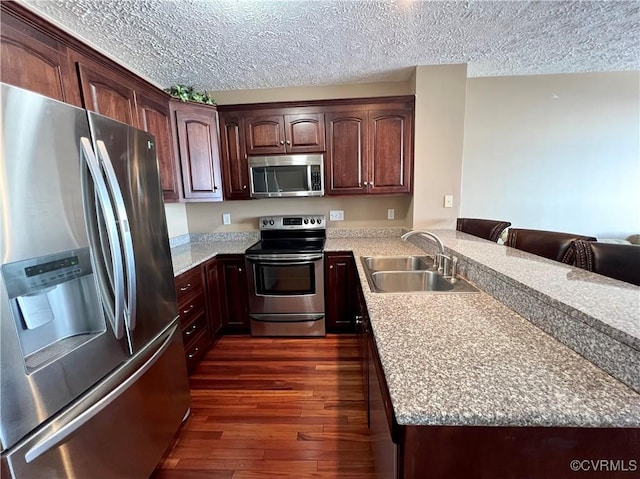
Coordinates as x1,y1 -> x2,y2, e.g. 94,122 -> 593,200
460,71 -> 640,239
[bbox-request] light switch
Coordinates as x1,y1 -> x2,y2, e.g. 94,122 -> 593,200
222,213 -> 231,225
444,195 -> 454,208
387,209 -> 395,220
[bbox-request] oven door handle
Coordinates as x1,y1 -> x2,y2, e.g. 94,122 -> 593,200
245,254 -> 323,263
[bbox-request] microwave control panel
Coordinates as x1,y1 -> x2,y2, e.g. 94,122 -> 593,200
310,165 -> 322,191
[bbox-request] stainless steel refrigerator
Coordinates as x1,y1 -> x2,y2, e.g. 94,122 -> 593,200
0,83 -> 190,478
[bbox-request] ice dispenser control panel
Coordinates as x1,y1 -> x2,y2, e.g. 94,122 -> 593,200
2,248 -> 93,299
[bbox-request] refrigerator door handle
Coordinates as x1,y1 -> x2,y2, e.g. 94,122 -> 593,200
24,324 -> 179,463
80,137 -> 126,339
96,140 -> 137,332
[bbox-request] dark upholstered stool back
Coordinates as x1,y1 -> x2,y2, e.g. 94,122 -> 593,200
456,218 -> 511,242
506,228 -> 597,264
573,241 -> 640,286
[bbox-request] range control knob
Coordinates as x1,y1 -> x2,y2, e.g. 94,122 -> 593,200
304,218 -> 309,224
317,217 -> 322,224
310,218 -> 316,224
269,220 -> 275,225
262,220 -> 267,226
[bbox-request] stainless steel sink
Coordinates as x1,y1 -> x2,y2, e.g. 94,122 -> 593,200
362,255 -> 434,272
371,271 -> 452,292
360,256 -> 480,294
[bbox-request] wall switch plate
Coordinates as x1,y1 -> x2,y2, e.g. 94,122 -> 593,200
387,208 -> 395,220
329,210 -> 344,221
444,195 -> 454,208
222,213 -> 231,225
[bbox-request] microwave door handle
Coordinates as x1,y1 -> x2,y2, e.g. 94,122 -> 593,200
307,165 -> 312,192
80,138 -> 125,339
96,141 -> 137,332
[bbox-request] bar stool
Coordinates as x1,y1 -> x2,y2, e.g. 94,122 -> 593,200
506,228 -> 597,264
456,218 -> 511,242
573,240 -> 640,286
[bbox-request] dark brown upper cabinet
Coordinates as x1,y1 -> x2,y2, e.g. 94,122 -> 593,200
244,112 -> 325,155
219,112 -> 250,200
325,105 -> 413,195
325,111 -> 369,195
0,8 -> 81,106
171,101 -> 223,202
136,92 -> 181,202
367,107 -> 413,195
78,63 -> 139,128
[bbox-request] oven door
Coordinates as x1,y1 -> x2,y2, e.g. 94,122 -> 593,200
245,253 -> 324,314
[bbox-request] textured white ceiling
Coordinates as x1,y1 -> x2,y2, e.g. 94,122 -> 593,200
21,0 -> 640,91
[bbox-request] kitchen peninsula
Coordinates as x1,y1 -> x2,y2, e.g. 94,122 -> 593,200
171,228 -> 640,478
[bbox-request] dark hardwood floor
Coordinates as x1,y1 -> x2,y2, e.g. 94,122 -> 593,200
152,335 -> 375,479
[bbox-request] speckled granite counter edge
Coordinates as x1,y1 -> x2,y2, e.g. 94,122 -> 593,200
406,235 -> 640,393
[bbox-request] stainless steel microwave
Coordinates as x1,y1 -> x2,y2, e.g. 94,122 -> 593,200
248,154 -> 324,198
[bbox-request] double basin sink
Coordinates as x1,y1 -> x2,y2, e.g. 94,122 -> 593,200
361,255 -> 479,294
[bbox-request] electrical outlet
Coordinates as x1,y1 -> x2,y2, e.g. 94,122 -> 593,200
329,210 -> 344,221
387,208 -> 395,220
444,195 -> 454,208
222,213 -> 231,225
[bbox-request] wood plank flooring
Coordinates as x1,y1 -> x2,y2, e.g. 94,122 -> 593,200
152,335 -> 375,479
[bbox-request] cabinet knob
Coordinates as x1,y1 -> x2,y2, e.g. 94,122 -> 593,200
370,181 -> 374,187
363,181 -> 368,186
329,265 -> 334,269
238,267 -> 243,272
243,185 -> 247,190
285,140 -> 290,145
280,140 -> 285,145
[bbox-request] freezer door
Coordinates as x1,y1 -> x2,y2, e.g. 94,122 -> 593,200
1,323 -> 190,479
0,84 -> 129,451
87,112 -> 179,352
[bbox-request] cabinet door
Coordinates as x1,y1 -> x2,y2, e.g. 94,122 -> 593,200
136,92 -> 181,202
325,253 -> 356,333
284,113 -> 325,153
78,63 -> 138,127
325,111 -> 368,195
219,112 -> 250,199
368,108 -> 413,194
204,258 -> 224,340
217,256 -> 250,332
244,114 -> 286,155
173,104 -> 223,201
0,15 -> 81,106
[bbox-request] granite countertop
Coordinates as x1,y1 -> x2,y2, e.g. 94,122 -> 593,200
170,234 -> 257,276
171,231 -> 640,428
325,236 -> 640,428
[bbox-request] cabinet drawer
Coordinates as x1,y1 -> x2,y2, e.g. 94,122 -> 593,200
177,292 -> 205,326
184,329 -> 211,372
175,266 -> 203,301
181,310 -> 208,348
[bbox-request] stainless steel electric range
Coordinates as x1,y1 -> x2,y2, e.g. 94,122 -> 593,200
245,215 -> 326,337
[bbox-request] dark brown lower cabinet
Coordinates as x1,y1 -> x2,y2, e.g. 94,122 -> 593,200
216,255 -> 250,333
204,258 -> 223,340
355,278 -> 640,479
325,252 -> 358,333
175,264 -> 211,372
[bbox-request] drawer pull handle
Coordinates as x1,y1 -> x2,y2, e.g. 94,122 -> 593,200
185,323 -> 198,336
182,305 -> 194,314
179,283 -> 191,292
188,347 -> 199,359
